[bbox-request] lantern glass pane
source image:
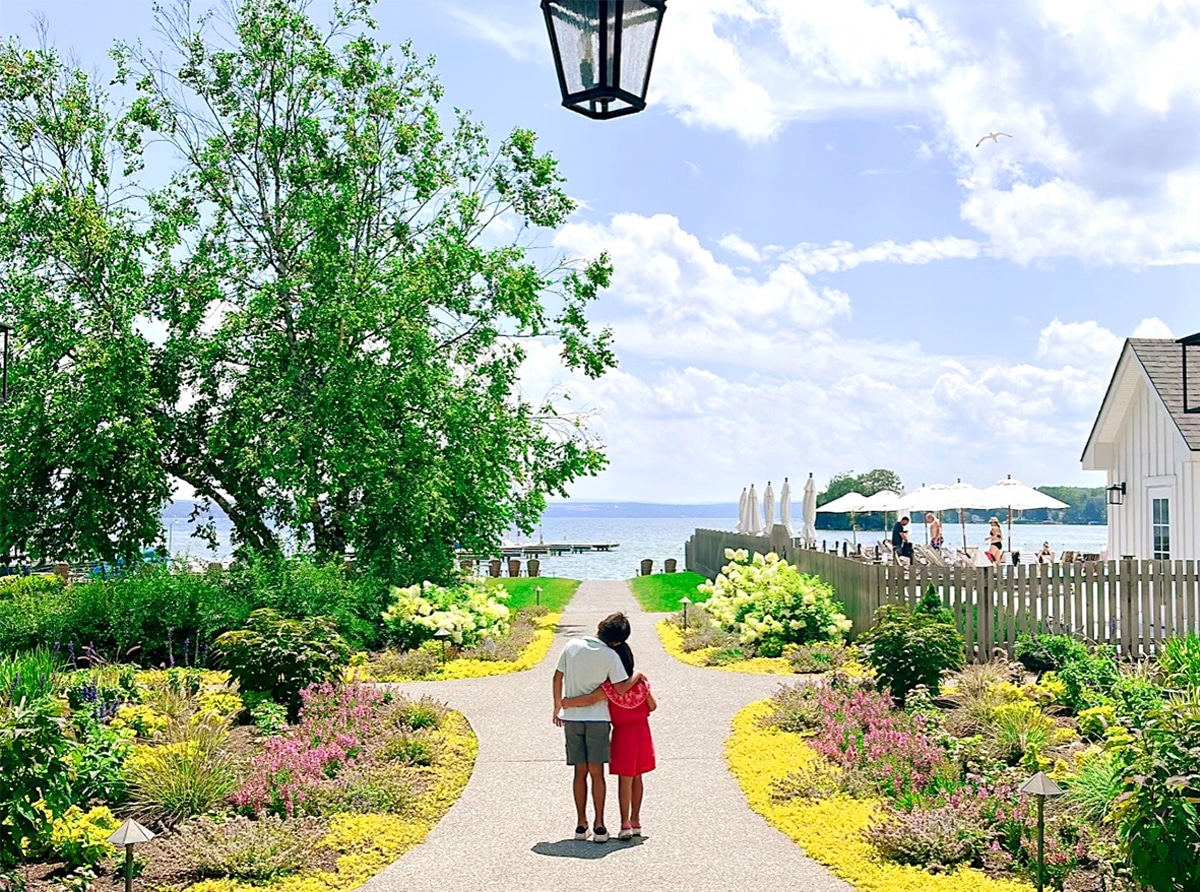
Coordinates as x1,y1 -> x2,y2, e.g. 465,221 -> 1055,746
618,1 -> 660,99
548,2 -> 602,96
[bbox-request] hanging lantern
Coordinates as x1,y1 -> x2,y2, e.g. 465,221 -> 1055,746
541,1 -> 667,120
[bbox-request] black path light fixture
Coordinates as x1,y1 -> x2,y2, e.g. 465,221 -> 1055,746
1019,771 -> 1065,892
1106,482 -> 1126,507
541,1 -> 667,120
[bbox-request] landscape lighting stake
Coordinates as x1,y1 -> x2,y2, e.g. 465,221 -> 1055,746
536,585 -> 542,607
679,595 -> 692,630
1018,771 -> 1064,892
107,818 -> 155,892
434,628 -> 452,664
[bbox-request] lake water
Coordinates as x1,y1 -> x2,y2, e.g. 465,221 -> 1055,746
164,513 -> 1110,580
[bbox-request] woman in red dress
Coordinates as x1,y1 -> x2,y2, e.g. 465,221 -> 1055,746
562,641 -> 656,839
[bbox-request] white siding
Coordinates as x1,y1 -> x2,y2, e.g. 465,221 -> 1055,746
1107,375 -> 1196,559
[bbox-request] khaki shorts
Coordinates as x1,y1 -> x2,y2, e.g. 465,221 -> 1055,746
563,721 -> 611,765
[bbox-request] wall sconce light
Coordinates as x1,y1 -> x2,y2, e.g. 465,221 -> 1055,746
1106,482 -> 1126,506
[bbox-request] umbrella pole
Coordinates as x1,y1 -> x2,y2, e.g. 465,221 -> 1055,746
961,509 -> 967,551
1008,506 -> 1013,554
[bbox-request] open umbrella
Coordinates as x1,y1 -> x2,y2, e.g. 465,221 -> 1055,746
977,475 -> 1069,552
763,481 -> 776,532
858,490 -> 906,541
816,491 -> 870,546
736,487 -> 748,533
780,478 -> 793,535
928,479 -> 987,550
747,484 -> 762,535
801,474 -> 818,546
899,483 -> 949,544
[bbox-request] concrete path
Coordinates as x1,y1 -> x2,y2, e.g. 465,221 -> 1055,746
360,580 -> 850,892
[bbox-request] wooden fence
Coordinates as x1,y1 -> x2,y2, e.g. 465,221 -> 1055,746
685,526 -> 1200,661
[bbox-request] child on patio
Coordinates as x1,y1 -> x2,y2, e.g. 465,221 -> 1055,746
562,637 -> 657,840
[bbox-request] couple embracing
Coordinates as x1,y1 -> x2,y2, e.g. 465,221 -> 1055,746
552,612 -> 657,843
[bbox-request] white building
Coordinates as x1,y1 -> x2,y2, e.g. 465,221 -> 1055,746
1082,336 -> 1200,561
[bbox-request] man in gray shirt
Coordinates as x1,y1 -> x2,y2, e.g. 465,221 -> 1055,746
552,612 -> 644,842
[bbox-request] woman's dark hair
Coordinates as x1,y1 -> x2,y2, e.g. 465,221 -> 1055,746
612,641 -> 635,676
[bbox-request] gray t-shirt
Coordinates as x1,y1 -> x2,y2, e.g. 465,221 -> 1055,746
556,636 -> 629,723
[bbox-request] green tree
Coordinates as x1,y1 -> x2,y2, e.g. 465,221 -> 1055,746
816,469 -> 904,531
0,1 -> 616,582
0,31 -> 172,563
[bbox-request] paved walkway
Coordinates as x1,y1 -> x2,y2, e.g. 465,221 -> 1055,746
360,580 -> 850,892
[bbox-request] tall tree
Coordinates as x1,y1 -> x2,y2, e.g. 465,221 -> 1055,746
0,32 -> 172,563
0,1 -> 616,580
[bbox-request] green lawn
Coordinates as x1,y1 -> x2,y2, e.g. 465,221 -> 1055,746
629,572 -> 709,612
489,576 -> 580,612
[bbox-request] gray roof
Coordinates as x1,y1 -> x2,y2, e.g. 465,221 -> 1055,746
1129,338 -> 1200,451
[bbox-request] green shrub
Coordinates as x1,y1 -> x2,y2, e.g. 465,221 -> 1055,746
1159,633 -> 1200,691
381,579 -> 510,650
158,816 -> 325,881
699,550 -> 852,653
1015,632 -> 1089,676
988,701 -> 1054,766
1077,705 -> 1116,741
124,720 -> 240,825
0,697 -> 75,868
1064,749 -> 1123,823
787,644 -> 849,674
1058,645 -> 1120,713
382,733 -> 436,766
46,805 -> 119,869
0,573 -> 65,601
394,697 -> 444,731
0,647 -> 64,707
861,599 -> 965,703
214,609 -> 350,716
248,697 -> 290,737
1111,671 -> 1165,727
1112,695 -> 1200,892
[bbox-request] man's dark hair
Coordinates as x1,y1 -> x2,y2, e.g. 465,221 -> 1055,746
597,612 -> 631,646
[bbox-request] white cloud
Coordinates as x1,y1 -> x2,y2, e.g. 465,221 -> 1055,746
785,236 -> 981,274
445,6 -> 546,62
529,212 -> 1155,500
717,233 -> 762,263
637,2 -> 1200,266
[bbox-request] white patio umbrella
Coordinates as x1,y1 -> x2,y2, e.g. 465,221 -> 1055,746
977,474 -> 1069,552
746,484 -> 762,535
801,474 -> 817,546
779,477 -> 793,534
858,490 -> 906,542
816,491 -> 870,546
899,483 -> 949,544
736,487 -> 748,533
763,481 -> 776,532
927,479 -> 988,550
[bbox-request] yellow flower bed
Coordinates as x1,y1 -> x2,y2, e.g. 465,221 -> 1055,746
656,620 -> 796,675
727,701 -> 1033,892
188,711 -> 478,892
354,613 -> 561,683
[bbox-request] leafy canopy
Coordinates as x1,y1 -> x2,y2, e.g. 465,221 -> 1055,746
0,1 -> 615,580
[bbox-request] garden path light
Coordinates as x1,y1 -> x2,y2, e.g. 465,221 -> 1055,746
108,818 -> 155,892
1019,770 -> 1064,892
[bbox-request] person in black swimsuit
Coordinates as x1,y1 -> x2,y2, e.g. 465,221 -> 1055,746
987,517 -> 1003,563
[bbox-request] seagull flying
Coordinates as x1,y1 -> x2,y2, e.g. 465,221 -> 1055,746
976,131 -> 1013,148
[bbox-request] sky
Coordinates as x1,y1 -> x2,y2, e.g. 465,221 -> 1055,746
4,0 -> 1200,503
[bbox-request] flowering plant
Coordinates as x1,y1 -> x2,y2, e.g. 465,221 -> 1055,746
382,580 -> 510,650
699,550 -> 851,656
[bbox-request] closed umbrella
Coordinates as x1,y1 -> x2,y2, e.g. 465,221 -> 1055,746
977,475 -> 1069,552
747,484 -> 762,535
763,481 -> 776,532
736,487 -> 747,533
780,477 -> 793,535
801,474 -> 818,546
816,490 -> 870,546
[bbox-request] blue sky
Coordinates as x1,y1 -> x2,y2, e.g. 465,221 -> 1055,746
5,0 -> 1199,502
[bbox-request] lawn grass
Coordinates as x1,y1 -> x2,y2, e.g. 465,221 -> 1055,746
489,576 -> 579,612
629,571 -> 708,612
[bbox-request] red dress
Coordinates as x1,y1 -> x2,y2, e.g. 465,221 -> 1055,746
602,678 -> 656,777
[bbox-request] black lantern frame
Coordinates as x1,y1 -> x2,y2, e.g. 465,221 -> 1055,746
1106,482 -> 1125,506
541,0 -> 667,120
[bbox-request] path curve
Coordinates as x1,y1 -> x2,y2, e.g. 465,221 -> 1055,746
360,580 -> 850,892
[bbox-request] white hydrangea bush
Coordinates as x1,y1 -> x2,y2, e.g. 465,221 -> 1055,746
699,548 -> 852,657
382,578 -> 511,649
